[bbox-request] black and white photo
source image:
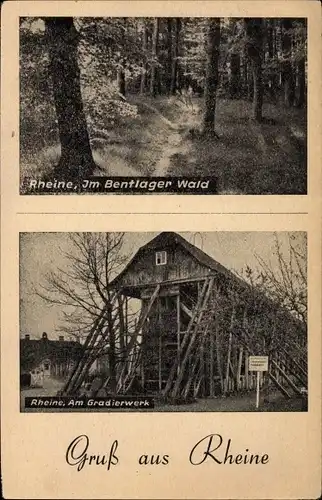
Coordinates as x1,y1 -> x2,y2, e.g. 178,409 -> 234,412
20,17 -> 307,194
20,231 -> 308,412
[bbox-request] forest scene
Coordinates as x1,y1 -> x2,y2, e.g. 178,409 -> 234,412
20,17 -> 307,194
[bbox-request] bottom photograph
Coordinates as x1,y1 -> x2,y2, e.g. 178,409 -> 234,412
20,231 -> 307,412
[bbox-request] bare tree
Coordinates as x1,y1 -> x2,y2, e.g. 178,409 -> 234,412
35,233 -> 137,394
254,234 -> 307,325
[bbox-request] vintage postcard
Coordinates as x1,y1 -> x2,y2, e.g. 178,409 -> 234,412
19,230 -> 308,414
1,0 -> 321,499
18,14 -> 307,196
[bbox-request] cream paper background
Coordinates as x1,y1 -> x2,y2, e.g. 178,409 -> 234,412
1,1 -> 321,499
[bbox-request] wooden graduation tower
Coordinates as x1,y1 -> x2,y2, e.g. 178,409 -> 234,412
62,232 -> 307,400
111,232 -> 308,400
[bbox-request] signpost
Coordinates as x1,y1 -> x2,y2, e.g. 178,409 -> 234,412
248,356 -> 269,409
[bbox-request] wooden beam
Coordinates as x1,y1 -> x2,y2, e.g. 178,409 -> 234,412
245,351 -> 249,390
281,346 -> 307,380
214,316 -> 223,393
271,360 -> 303,395
163,279 -> 209,397
117,285 -> 161,392
158,299 -> 162,392
209,324 -> 215,397
224,307 -> 235,395
171,278 -> 214,398
62,308 -> 108,395
180,302 -> 193,318
236,347 -> 244,390
177,293 -> 180,376
268,371 -> 291,398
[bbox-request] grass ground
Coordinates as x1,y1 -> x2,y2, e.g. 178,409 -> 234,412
20,95 -> 306,195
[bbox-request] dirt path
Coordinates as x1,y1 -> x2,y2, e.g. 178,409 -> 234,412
153,130 -> 185,176
150,102 -> 199,176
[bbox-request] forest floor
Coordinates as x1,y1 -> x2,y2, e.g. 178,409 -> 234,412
20,96 -> 306,195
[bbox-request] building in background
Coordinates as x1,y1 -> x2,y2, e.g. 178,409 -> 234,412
20,332 -> 83,387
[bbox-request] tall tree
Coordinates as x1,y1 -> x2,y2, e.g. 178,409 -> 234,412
117,62 -> 126,97
166,19 -> 173,94
150,18 -> 160,97
140,20 -> 149,94
281,18 -> 295,107
45,18 -> 96,178
203,18 -> 221,136
296,19 -> 306,108
117,18 -> 127,97
267,19 -> 277,99
170,18 -> 181,95
245,18 -> 264,121
229,20 -> 241,99
229,51 -> 241,99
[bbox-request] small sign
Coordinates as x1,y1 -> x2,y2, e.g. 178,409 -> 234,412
248,356 -> 269,372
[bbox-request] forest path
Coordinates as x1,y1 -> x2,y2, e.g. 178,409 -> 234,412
20,97 -> 306,195
92,96 -> 194,178
141,96 -> 200,176
153,128 -> 191,176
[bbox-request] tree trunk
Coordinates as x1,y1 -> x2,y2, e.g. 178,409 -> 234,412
202,18 -> 221,136
245,18 -> 264,121
296,19 -> 306,108
297,57 -> 305,108
267,19 -> 277,100
170,18 -> 181,95
242,46 -> 251,99
229,19 -> 240,99
140,21 -> 148,94
166,19 -> 173,94
106,303 -> 117,394
117,67 -> 126,96
281,19 -> 295,107
230,52 -> 241,99
45,18 -> 96,178
150,18 -> 160,97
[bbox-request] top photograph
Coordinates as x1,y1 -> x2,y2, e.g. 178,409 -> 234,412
20,17 -> 307,195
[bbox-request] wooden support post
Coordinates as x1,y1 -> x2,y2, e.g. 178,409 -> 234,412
214,315 -> 223,393
268,371 -> 291,398
118,294 -> 125,354
224,307 -> 235,395
163,279 -> 209,397
125,296 -> 128,346
62,308 -> 108,395
209,322 -> 214,397
271,360 -> 303,395
236,347 -> 244,391
171,278 -> 214,399
117,285 -> 161,392
200,335 -> 205,397
158,299 -> 162,392
281,346 -> 307,381
245,350 -> 249,390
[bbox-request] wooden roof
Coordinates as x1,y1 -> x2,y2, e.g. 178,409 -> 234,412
112,231 -> 247,290
111,232 -> 305,333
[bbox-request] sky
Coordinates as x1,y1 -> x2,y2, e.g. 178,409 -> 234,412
20,231 -> 306,339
